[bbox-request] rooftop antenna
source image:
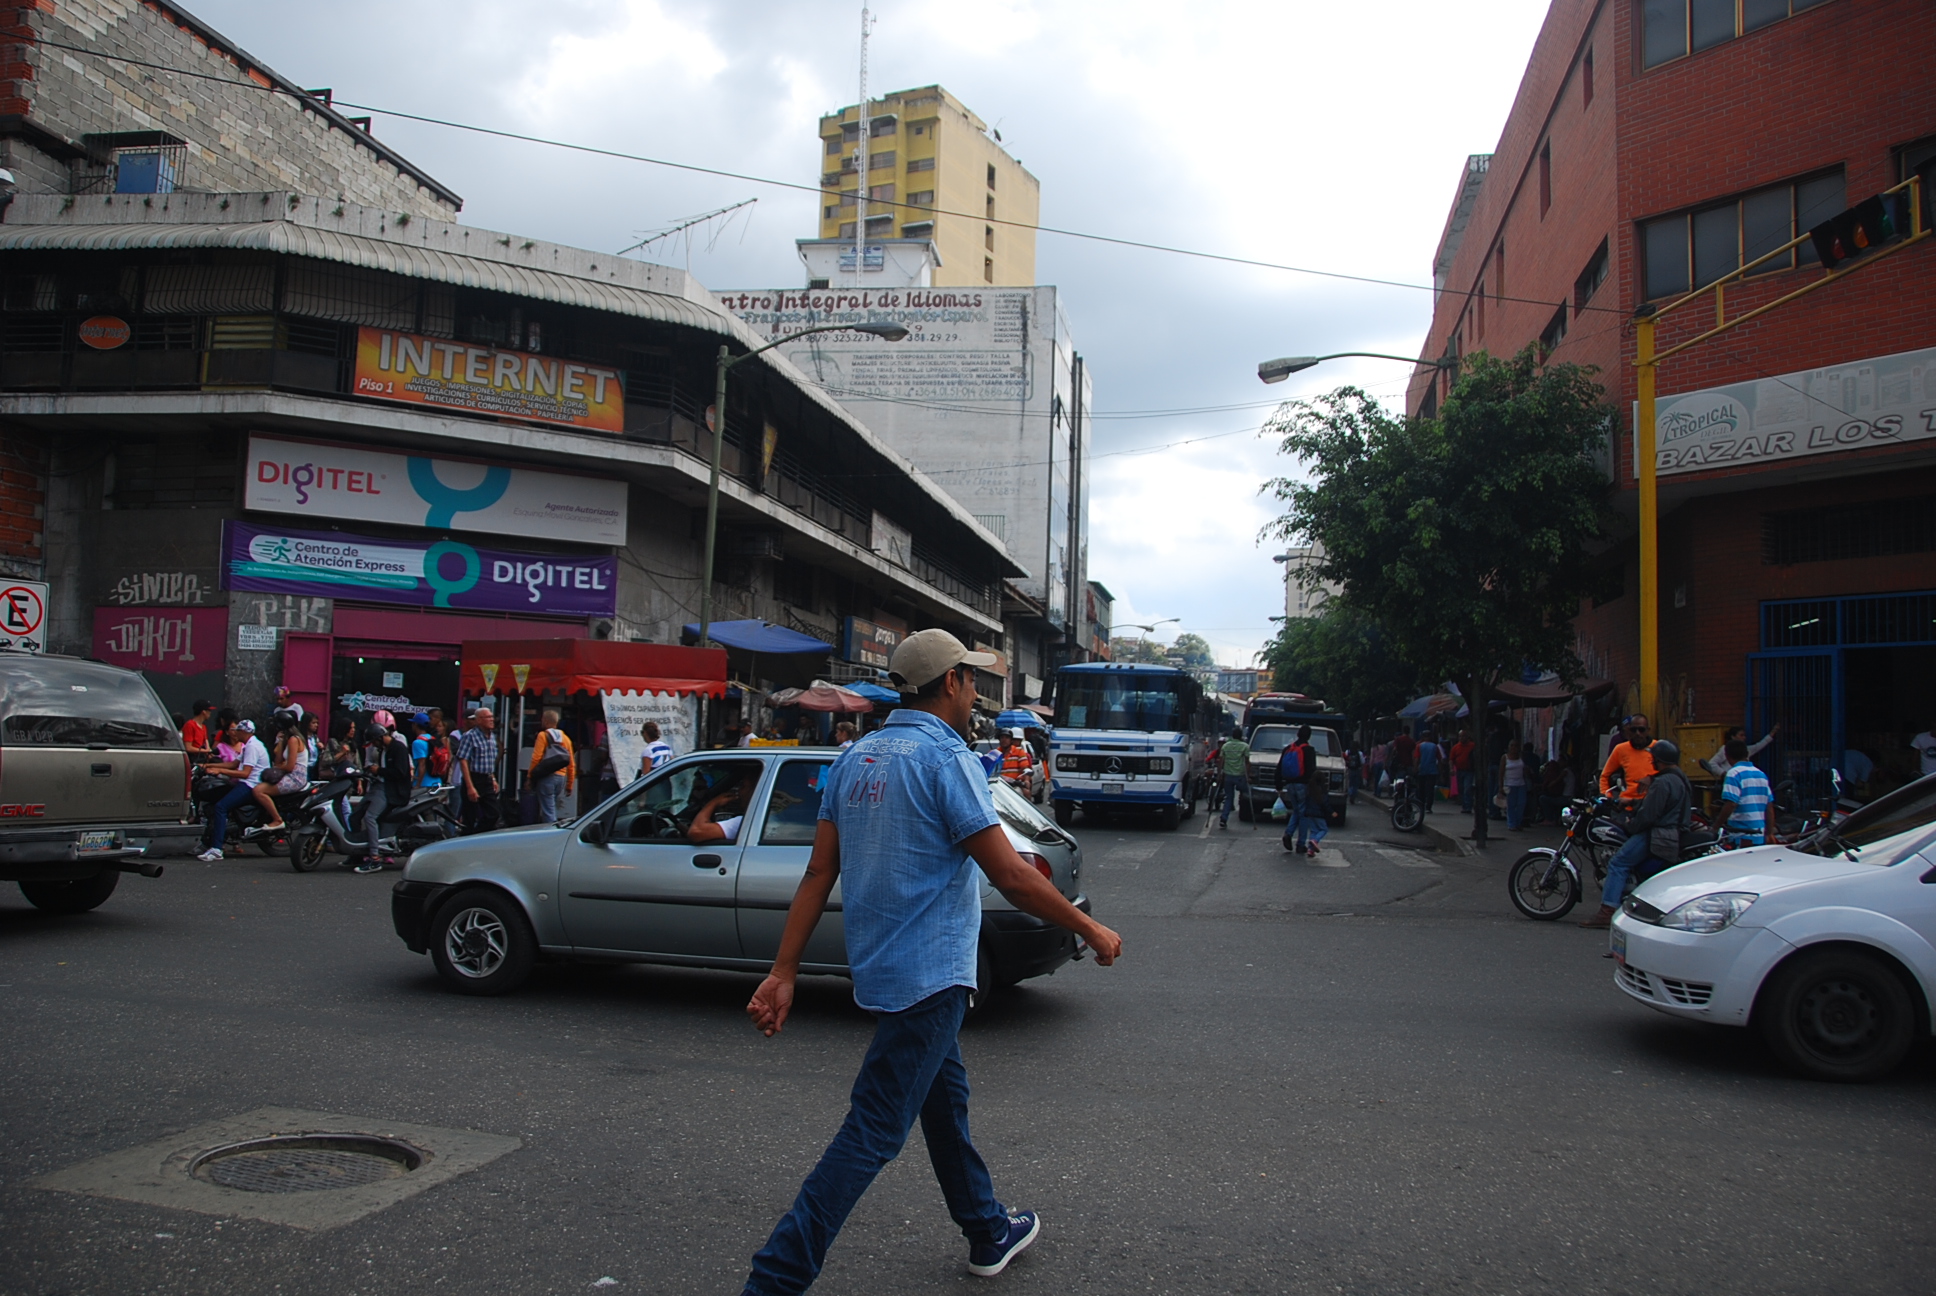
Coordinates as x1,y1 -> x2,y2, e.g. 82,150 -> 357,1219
617,197 -> 759,268
854,5 -> 873,289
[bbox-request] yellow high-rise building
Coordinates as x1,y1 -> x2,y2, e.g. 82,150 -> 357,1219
815,85 -> 1040,287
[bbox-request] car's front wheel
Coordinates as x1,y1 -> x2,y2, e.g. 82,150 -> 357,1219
18,868 -> 120,914
429,888 -> 536,996
1756,948 -> 1916,1082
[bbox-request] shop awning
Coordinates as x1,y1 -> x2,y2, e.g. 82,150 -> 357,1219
1492,677 -> 1615,705
681,619 -> 833,654
460,639 -> 727,697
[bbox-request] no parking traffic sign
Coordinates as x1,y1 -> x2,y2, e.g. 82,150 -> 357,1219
0,580 -> 48,653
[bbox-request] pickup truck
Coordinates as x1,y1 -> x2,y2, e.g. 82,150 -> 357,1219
1239,724 -> 1349,825
0,652 -> 197,912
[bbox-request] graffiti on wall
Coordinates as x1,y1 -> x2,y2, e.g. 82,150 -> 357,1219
107,571 -> 213,606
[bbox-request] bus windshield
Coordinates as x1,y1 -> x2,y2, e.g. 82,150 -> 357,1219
1055,673 -> 1190,732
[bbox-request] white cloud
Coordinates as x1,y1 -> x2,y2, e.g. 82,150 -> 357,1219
186,0 -> 1551,666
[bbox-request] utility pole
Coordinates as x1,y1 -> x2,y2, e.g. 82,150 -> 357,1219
853,6 -> 872,288
1065,353 -> 1085,651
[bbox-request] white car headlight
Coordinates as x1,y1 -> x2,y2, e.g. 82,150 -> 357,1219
1657,891 -> 1758,933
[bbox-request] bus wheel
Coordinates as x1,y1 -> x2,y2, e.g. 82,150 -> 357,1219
1159,804 -> 1181,831
1053,800 -> 1075,829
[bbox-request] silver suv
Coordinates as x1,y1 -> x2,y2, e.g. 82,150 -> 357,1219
0,653 -> 197,912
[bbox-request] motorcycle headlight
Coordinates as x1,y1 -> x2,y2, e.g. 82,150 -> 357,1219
1560,807 -> 1576,826
1657,892 -> 1758,933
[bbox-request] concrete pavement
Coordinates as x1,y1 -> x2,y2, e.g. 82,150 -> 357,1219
2,809 -> 1932,1294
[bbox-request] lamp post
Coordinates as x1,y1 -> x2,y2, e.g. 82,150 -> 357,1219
701,320 -> 908,648
1117,618 -> 1178,665
1257,351 -> 1460,384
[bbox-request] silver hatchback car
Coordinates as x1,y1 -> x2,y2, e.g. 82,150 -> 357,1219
392,746 -> 1091,999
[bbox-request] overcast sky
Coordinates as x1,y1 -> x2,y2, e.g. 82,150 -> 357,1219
196,0 -> 1551,665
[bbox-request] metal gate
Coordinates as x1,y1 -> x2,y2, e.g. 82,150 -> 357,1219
1746,651 -> 1837,809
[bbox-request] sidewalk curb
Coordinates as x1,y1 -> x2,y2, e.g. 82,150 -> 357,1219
1362,792 -> 1479,857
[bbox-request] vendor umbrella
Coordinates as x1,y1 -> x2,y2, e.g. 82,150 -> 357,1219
767,680 -> 873,712
848,681 -> 901,705
996,708 -> 1046,731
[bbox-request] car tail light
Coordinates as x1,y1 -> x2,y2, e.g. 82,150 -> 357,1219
1019,851 -> 1053,881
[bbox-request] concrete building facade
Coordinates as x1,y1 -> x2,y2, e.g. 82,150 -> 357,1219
816,85 -> 1039,288
1408,0 -> 1936,800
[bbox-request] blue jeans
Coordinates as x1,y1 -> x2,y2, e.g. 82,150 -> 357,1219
744,987 -> 1005,1295
1220,775 -> 1248,823
1506,785 -> 1528,829
1285,783 -> 1328,850
534,772 -> 567,823
1459,775 -> 1475,814
1601,832 -> 1664,909
206,781 -> 255,850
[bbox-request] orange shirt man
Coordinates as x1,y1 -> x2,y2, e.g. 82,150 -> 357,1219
1600,714 -> 1657,806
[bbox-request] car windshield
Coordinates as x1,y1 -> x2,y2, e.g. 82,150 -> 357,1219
1249,727 -> 1338,755
0,657 -> 175,748
1807,773 -> 1936,863
988,777 -> 1060,842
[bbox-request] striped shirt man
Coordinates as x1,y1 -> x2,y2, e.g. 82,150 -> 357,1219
1721,757 -> 1773,846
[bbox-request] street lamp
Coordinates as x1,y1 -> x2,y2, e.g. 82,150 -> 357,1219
1257,351 -> 1459,384
701,320 -> 909,647
1117,618 -> 1178,664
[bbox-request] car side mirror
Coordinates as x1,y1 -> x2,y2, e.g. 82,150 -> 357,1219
581,817 -> 608,846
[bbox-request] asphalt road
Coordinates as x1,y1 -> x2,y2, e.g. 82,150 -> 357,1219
4,800 -> 1933,1295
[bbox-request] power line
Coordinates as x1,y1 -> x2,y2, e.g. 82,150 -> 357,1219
30,35 -> 1630,319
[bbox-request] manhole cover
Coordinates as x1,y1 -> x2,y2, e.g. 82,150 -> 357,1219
189,1135 -> 427,1194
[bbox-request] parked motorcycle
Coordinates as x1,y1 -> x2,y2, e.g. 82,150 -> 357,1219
192,770 -> 310,857
1389,773 -> 1425,833
288,773 -> 456,871
1507,795 -> 1719,920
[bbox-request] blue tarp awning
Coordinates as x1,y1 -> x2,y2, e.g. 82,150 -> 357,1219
850,681 -> 901,704
682,619 -> 832,654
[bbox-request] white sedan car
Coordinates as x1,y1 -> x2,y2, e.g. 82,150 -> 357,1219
1610,774 -> 1936,1082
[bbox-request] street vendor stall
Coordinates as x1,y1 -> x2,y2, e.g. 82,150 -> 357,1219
459,639 -> 727,815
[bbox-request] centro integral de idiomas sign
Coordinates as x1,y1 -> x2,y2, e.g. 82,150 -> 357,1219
1645,344 -> 1936,476
220,521 -> 617,618
244,436 -> 628,546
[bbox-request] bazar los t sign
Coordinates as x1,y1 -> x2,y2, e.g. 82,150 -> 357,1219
352,327 -> 626,434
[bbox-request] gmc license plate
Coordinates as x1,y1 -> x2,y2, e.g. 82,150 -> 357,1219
77,830 -> 119,855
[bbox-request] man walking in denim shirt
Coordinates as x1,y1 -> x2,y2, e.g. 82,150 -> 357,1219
741,629 -> 1123,1294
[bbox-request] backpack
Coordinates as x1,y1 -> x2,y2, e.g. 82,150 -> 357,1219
1278,744 -> 1307,783
532,729 -> 572,779
427,736 -> 453,779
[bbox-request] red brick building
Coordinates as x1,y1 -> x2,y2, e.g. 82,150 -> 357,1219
1409,0 -> 1936,799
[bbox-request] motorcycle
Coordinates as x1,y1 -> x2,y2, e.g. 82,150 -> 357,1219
192,770 -> 311,857
1389,773 -> 1425,833
1507,795 -> 1719,920
289,773 -> 456,871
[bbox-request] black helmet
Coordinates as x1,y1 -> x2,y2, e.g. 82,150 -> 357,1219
1650,739 -> 1680,766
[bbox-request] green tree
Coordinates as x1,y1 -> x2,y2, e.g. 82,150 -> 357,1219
1262,348 -> 1612,844
1107,635 -> 1167,665
1170,632 -> 1216,671
1261,606 -> 1421,725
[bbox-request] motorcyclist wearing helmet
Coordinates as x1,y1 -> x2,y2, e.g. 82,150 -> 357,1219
1579,738 -> 1692,929
355,710 -> 413,874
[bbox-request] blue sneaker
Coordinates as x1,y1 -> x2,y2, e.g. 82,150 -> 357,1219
968,1211 -> 1040,1277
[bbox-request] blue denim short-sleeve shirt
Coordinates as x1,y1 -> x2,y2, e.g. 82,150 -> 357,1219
818,708 -> 1000,1013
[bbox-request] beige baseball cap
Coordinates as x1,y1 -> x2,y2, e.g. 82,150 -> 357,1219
888,628 -> 997,692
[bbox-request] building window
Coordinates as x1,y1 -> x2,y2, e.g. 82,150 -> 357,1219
869,151 -> 895,170
1899,135 -> 1936,181
1539,142 -> 1551,217
113,148 -> 181,194
842,122 -> 859,140
1539,304 -> 1568,355
984,257 -> 994,282
825,137 -> 841,155
823,204 -> 838,219
838,222 -> 856,238
901,220 -> 935,238
1641,169 -> 1844,299
837,190 -> 857,208
808,278 -> 830,289
907,156 -> 934,173
870,117 -> 896,137
1764,495 -> 1936,565
985,194 -> 995,219
1476,288 -> 1485,340
1574,238 -> 1609,309
1583,45 -> 1594,105
1493,244 -> 1505,302
909,190 -> 934,206
985,225 -> 995,251
821,172 -> 841,188
1641,0 -> 1835,71
987,163 -> 997,189
869,184 -> 894,202
911,124 -> 927,136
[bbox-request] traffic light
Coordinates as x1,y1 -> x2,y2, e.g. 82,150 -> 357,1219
1809,190 -> 1914,270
